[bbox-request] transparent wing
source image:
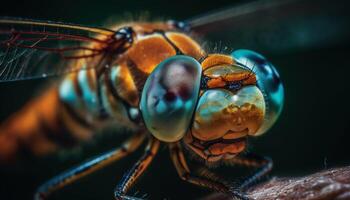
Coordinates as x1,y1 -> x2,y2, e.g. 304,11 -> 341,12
185,0 -> 350,54
0,17 -> 117,82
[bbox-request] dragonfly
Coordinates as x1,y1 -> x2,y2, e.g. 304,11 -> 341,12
0,0 -> 347,199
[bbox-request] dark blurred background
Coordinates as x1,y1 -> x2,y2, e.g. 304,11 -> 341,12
0,0 -> 349,199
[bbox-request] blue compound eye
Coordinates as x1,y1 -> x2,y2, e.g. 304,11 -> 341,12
232,49 -> 284,135
140,55 -> 202,142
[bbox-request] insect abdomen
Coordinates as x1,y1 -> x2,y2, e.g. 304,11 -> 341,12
0,67 -> 134,162
0,87 -> 69,162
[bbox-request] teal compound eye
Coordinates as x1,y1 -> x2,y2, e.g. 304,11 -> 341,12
232,49 -> 284,135
140,55 -> 202,142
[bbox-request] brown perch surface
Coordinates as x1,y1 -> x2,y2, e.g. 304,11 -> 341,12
202,166 -> 350,200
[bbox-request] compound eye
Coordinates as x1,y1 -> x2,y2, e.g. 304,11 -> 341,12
140,55 -> 202,142
232,49 -> 284,135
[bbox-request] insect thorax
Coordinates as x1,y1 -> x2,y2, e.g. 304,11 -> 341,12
58,22 -> 205,135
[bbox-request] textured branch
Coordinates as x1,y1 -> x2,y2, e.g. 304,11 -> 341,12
203,166 -> 350,200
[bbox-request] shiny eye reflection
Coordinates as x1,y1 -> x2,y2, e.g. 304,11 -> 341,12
140,55 -> 202,142
232,49 -> 284,135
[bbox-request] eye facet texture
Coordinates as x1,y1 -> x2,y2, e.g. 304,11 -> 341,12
232,49 -> 284,135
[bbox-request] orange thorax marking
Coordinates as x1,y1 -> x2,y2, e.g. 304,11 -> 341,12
126,31 -> 204,74
127,34 -> 176,74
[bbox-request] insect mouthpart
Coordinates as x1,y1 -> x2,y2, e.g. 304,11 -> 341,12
184,129 -> 248,162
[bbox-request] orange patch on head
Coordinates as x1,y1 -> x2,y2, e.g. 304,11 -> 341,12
207,78 -> 226,88
203,63 -> 257,89
223,72 -> 257,85
223,72 -> 250,82
201,54 -> 234,70
241,75 -> 257,85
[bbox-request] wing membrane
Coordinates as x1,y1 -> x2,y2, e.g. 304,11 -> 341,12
0,17 -> 117,82
186,0 -> 350,54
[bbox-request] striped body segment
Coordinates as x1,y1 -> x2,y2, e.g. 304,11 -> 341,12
0,22 -> 205,162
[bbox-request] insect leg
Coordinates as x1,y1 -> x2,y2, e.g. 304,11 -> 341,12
114,136 -> 160,200
169,142 -> 248,200
34,131 -> 146,200
224,153 -> 273,191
